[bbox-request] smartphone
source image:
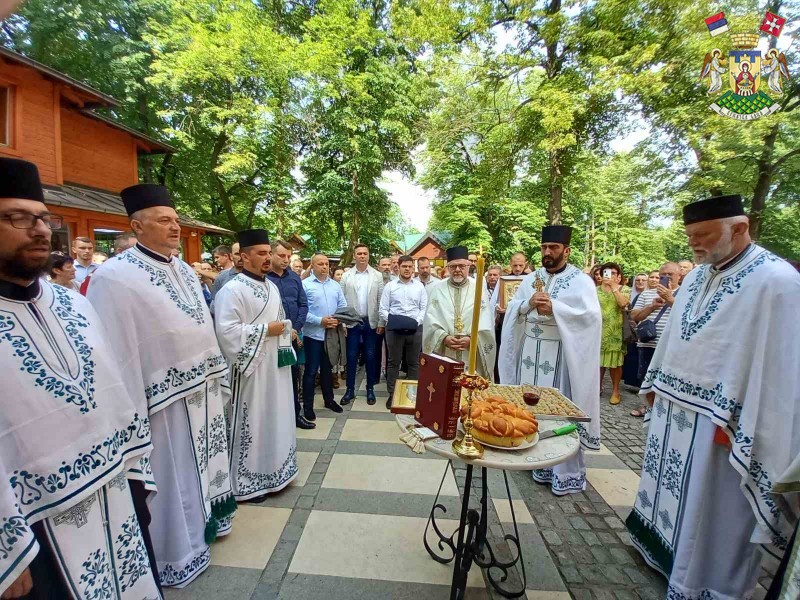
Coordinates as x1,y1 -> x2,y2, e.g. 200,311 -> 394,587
659,275 -> 670,287
603,268 -> 612,279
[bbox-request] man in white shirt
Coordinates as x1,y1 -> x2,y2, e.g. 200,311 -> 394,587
415,256 -> 440,293
339,243 -> 385,405
380,255 -> 427,409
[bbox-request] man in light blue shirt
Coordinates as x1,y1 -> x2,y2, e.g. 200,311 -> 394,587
302,253 -> 347,421
72,236 -> 97,283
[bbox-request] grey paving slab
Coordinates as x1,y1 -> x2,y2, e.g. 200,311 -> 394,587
266,573 -> 490,600
163,566 -> 262,600
313,487 -> 463,519
334,439 -> 446,459
514,524 -> 568,592
344,410 -> 396,421
296,438 -> 325,453
583,452 -> 630,470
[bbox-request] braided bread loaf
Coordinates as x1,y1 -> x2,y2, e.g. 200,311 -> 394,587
460,396 -> 538,447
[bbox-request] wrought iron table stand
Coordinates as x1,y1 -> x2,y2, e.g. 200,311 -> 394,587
425,460 -> 526,600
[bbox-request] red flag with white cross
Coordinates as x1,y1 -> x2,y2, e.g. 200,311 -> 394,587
760,11 -> 786,37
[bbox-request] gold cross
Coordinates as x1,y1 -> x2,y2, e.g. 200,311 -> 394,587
427,382 -> 436,402
534,274 -> 544,293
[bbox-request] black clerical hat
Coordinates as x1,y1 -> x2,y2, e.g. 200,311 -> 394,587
446,246 -> 469,262
120,184 -> 174,217
541,225 -> 572,245
0,158 -> 45,202
683,195 -> 745,225
238,229 -> 270,248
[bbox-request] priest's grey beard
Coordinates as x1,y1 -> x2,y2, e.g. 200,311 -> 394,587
449,275 -> 468,287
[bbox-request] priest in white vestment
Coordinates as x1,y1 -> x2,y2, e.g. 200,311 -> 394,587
0,158 -> 161,599
215,229 -> 298,502
627,195 -> 800,599
423,246 -> 495,378
499,226 -> 601,495
88,184 -> 236,588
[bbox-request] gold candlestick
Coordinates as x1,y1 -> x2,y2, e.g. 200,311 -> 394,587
454,248 -> 488,459
467,250 -> 485,372
452,372 -> 489,459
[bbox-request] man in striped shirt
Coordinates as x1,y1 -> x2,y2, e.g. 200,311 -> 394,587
631,261 -> 681,378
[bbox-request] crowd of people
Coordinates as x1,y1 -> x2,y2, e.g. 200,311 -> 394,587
2,155 -> 799,600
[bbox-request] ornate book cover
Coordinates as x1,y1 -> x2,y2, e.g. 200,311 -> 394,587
415,353 -> 465,440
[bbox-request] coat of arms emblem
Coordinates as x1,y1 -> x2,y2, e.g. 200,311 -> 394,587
700,26 -> 790,121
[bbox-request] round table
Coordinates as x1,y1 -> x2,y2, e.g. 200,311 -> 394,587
395,414 -> 580,599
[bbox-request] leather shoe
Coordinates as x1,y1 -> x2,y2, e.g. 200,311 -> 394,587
304,409 -> 316,422
325,401 -> 343,414
340,389 -> 355,405
385,397 -> 392,410
296,416 -> 316,430
366,389 -> 376,405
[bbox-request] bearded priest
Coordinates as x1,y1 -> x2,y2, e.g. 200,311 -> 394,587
627,195 -> 800,599
87,184 -> 236,588
422,246 -> 495,378
499,226 -> 601,495
214,229 -> 298,502
0,158 -> 162,599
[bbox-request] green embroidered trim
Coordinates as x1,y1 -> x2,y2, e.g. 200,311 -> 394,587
625,510 -> 674,576
278,347 -> 297,368
204,495 -> 238,544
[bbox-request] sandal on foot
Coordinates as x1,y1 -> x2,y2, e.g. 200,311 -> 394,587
610,394 -> 621,405
630,406 -> 647,418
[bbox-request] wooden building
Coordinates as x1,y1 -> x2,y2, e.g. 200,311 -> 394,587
0,47 -> 230,262
390,231 -> 452,267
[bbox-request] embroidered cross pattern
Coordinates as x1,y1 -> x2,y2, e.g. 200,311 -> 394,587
531,324 -> 543,337
522,356 -> 535,370
53,495 -> 96,528
187,392 -> 204,408
672,410 -> 693,432
539,360 -> 555,375
655,398 -> 667,418
108,473 -> 128,492
637,490 -> 653,509
658,509 -> 673,531
210,470 -> 229,489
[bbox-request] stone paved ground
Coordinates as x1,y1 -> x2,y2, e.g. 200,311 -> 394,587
163,371 -> 775,599
507,382 -> 668,600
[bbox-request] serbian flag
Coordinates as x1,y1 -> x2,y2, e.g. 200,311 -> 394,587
705,12 -> 729,37
760,11 -> 786,37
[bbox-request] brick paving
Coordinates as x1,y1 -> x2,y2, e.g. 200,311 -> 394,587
508,383 -> 669,599
598,385 -> 648,472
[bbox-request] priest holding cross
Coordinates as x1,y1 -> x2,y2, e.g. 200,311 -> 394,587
499,225 -> 602,495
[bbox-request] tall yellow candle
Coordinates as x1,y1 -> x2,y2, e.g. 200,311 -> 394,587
467,250 -> 485,374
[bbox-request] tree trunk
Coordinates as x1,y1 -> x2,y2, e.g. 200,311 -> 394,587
750,125 -> 778,241
548,150 -> 563,224
340,171 -> 361,265
209,128 -> 242,231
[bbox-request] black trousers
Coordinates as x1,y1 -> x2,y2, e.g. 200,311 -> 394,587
385,326 -> 422,398
302,337 -> 334,412
23,480 -> 160,598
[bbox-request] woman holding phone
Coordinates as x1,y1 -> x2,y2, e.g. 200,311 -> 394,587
597,262 -> 630,404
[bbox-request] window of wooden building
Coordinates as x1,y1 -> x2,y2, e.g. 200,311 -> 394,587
0,85 -> 10,146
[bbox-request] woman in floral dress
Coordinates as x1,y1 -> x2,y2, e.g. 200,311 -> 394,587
597,262 -> 629,404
